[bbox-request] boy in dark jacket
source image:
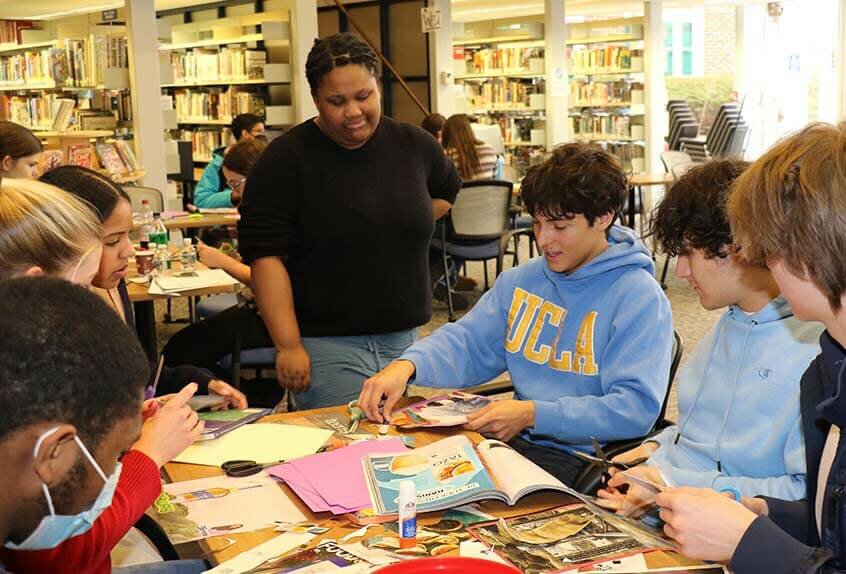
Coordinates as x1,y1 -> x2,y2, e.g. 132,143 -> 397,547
654,122 -> 846,573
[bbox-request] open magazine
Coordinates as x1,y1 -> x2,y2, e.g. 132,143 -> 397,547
469,504 -> 655,573
363,435 -> 581,515
390,392 -> 492,428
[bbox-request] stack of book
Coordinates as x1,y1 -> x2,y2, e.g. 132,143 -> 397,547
0,20 -> 34,46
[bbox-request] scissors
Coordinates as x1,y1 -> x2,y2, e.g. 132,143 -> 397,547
221,459 -> 284,477
346,400 -> 366,433
571,437 -> 650,489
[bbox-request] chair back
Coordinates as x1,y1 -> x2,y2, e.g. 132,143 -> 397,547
660,151 -> 693,179
448,180 -> 514,241
123,185 -> 165,213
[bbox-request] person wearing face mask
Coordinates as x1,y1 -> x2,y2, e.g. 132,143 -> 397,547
0,277 -> 208,574
238,32 -> 462,410
0,121 -> 44,181
39,166 -> 247,407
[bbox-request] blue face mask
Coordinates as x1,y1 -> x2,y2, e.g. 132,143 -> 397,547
5,426 -> 122,551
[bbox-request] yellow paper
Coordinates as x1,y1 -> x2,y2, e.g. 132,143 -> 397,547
172,423 -> 334,466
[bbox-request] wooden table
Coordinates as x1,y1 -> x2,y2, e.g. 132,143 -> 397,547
626,172 -> 674,229
163,405 -> 700,569
131,213 -> 239,233
127,261 -> 240,360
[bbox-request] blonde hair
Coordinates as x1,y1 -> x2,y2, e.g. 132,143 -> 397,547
728,122 -> 846,310
0,179 -> 101,279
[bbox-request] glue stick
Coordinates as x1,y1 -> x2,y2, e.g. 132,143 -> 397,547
398,480 -> 417,549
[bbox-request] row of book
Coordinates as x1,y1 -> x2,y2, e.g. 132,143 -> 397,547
174,128 -> 233,161
456,46 -> 544,75
0,35 -> 128,88
169,47 -> 266,83
0,93 -> 61,128
0,20 -> 33,46
173,88 -> 265,123
462,77 -> 541,110
570,79 -> 643,106
41,139 -> 140,176
569,46 -> 643,75
570,109 -> 637,139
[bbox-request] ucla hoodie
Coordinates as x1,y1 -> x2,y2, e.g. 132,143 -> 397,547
194,146 -> 232,208
403,225 -> 673,453
647,296 -> 821,499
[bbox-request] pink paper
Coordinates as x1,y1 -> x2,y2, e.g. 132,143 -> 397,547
269,438 -> 406,514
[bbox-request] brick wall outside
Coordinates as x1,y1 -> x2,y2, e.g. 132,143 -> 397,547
703,5 -> 736,75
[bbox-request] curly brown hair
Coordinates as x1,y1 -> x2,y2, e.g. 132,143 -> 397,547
520,143 -> 628,225
305,33 -> 378,96
647,158 -> 749,259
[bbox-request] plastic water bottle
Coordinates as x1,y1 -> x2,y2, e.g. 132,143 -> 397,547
155,244 -> 170,273
138,200 -> 153,244
180,238 -> 197,274
149,213 -> 169,248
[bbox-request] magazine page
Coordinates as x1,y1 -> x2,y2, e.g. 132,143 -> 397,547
478,439 -> 577,502
391,392 -> 493,428
243,539 -> 372,573
364,435 -> 502,514
468,503 -> 650,573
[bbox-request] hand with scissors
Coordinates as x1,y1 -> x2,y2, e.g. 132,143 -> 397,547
597,464 -> 668,518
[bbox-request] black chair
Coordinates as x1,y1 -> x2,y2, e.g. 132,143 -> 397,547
465,329 -> 684,495
431,180 -> 532,321
131,514 -> 181,562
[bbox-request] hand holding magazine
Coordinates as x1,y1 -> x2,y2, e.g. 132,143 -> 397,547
363,435 -> 579,515
390,392 -> 493,428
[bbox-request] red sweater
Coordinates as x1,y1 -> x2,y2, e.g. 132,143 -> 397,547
0,450 -> 162,574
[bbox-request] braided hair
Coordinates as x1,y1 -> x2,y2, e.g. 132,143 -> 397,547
305,32 -> 378,95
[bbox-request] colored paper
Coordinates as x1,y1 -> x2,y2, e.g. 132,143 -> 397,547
173,423 -> 333,466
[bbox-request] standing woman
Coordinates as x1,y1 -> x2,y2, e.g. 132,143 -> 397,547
238,32 -> 461,410
0,121 -> 44,180
442,114 -> 498,180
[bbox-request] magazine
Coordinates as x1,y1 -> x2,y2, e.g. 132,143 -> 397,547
468,504 -> 655,573
390,392 -> 493,428
198,408 -> 271,440
243,539 -> 370,573
362,435 -> 579,515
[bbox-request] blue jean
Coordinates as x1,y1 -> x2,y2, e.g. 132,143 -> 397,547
296,329 -> 417,410
113,560 -> 208,574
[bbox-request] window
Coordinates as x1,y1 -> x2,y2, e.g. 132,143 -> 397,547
682,22 -> 693,76
664,23 -> 674,76
663,8 -> 703,77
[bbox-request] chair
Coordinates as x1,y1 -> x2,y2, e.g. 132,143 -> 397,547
465,329 -> 684,495
430,180 -> 531,321
660,151 -> 693,178
123,185 -> 165,214
131,515 -> 180,562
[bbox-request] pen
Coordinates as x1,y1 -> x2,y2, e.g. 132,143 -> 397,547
145,355 -> 165,401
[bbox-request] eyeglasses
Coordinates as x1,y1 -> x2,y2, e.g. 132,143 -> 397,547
227,177 -> 247,191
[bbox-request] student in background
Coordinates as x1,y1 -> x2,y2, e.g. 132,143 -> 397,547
359,143 -> 674,485
238,33 -> 461,410
442,113 -> 497,180
596,159 -> 821,517
163,140 -> 276,390
0,178 -> 102,283
652,123 -> 846,574
0,278 -> 206,574
39,165 -> 247,407
0,121 -> 44,180
194,113 -> 265,209
421,112 -> 445,145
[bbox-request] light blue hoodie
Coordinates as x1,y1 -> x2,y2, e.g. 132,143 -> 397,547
194,146 -> 232,208
404,225 -> 674,453
646,297 -> 821,500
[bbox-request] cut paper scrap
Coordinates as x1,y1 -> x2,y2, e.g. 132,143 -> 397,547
173,423 -> 333,466
269,438 -> 406,514
203,530 -> 316,574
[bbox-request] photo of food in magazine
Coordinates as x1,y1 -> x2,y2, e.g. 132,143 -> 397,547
390,392 -> 493,428
468,504 -> 648,573
362,435 -> 581,515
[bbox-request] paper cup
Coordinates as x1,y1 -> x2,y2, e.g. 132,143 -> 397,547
135,250 -> 155,275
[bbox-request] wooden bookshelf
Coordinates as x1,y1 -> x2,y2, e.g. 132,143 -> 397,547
455,72 -> 545,80
0,39 -> 56,54
453,36 -> 542,46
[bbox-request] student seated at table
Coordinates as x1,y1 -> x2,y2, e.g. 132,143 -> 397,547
0,243 -> 205,570
194,113 -> 265,209
161,140 -> 277,390
595,158 -> 821,517
359,142 -> 674,485
645,123 -> 846,574
39,165 -> 247,407
0,120 -> 46,181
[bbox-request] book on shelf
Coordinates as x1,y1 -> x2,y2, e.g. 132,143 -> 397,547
113,140 -> 140,172
456,45 -> 544,76
66,143 -> 93,168
50,98 -> 75,131
173,87 -> 265,123
363,434 -> 579,515
570,45 -> 643,75
169,47 -> 266,84
95,141 -> 127,176
0,20 -> 34,46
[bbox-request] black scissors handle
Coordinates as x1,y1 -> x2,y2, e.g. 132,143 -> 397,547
221,459 -> 263,477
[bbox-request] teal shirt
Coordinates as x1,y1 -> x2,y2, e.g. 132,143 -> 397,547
194,146 -> 232,208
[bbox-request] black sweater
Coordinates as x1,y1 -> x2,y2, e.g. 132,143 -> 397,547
238,116 -> 461,337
